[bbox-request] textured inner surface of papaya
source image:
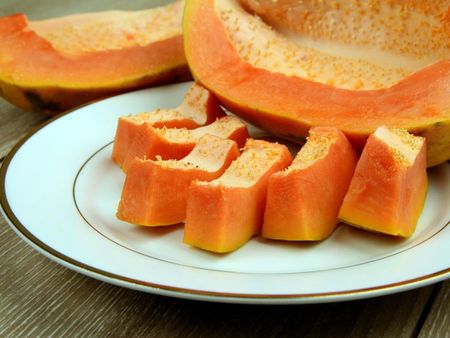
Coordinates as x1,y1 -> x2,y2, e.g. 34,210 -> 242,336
155,116 -> 244,143
211,141 -> 282,188
29,0 -> 183,55
374,126 -> 424,166
125,110 -> 188,124
124,84 -> 213,124
157,136 -> 234,172
217,0 -> 449,90
286,130 -> 333,171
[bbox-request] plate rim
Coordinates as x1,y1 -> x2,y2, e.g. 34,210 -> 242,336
1,85 -> 449,304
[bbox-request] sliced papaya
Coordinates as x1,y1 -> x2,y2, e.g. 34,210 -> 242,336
338,126 -> 427,237
112,82 -> 225,167
0,0 -> 190,115
184,139 -> 292,253
117,135 -> 240,226
183,0 -> 450,166
122,115 -> 248,172
262,127 -> 357,241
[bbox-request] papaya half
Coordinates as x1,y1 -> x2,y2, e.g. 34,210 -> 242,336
183,0 -> 450,166
0,0 -> 191,115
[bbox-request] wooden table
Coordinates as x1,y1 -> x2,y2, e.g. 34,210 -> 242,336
0,1 -> 449,336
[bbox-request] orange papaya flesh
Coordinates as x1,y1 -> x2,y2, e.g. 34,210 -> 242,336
338,126 -> 428,237
183,0 -> 450,166
0,0 -> 191,115
121,115 -> 248,172
117,135 -> 240,226
184,139 -> 292,253
112,82 -> 225,167
262,126 -> 357,241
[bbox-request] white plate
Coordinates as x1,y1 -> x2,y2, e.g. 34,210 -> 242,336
1,82 -> 449,304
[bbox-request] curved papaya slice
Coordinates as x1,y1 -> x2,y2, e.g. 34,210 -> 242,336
0,0 -> 190,115
338,126 -> 427,237
183,0 -> 450,166
117,135 -> 240,226
262,127 -> 357,241
112,83 -> 225,167
122,115 -> 248,172
184,139 -> 292,253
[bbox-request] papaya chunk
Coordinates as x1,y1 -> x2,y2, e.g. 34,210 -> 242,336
183,0 -> 450,166
117,135 -> 240,226
262,127 -> 357,241
184,139 -> 292,253
338,126 -> 428,237
112,83 -> 225,167
121,115 -> 248,172
0,0 -> 190,114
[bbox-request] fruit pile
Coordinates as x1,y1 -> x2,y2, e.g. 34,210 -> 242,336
0,0 -> 446,252
113,83 -> 427,253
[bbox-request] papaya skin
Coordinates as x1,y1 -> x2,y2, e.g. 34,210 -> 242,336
183,0 -> 450,167
0,10 -> 191,115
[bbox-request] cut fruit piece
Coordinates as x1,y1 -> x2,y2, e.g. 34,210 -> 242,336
262,127 -> 357,241
338,126 -> 427,237
0,0 -> 190,115
184,139 -> 292,253
122,115 -> 248,172
112,82 -> 225,167
117,135 -> 240,226
183,0 -> 450,166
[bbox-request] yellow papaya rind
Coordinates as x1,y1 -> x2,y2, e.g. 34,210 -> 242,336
0,63 -> 191,115
415,120 -> 450,167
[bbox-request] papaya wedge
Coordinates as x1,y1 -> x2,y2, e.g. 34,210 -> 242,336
117,135 -> 240,226
262,126 -> 357,241
122,115 -> 248,172
338,126 -> 428,237
184,139 -> 292,253
0,0 -> 190,115
112,82 -> 225,167
183,0 -> 450,166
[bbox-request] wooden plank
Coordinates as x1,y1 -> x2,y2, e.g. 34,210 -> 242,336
0,211 -> 435,337
419,281 -> 450,338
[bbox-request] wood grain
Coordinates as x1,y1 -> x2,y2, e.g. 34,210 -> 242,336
0,101 -> 48,160
419,282 -> 450,338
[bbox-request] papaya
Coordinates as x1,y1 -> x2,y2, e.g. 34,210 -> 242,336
0,0 -> 191,115
122,115 -> 248,172
262,126 -> 357,241
183,0 -> 450,166
112,82 -> 225,167
338,126 -> 427,237
184,139 -> 292,253
117,135 -> 240,226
